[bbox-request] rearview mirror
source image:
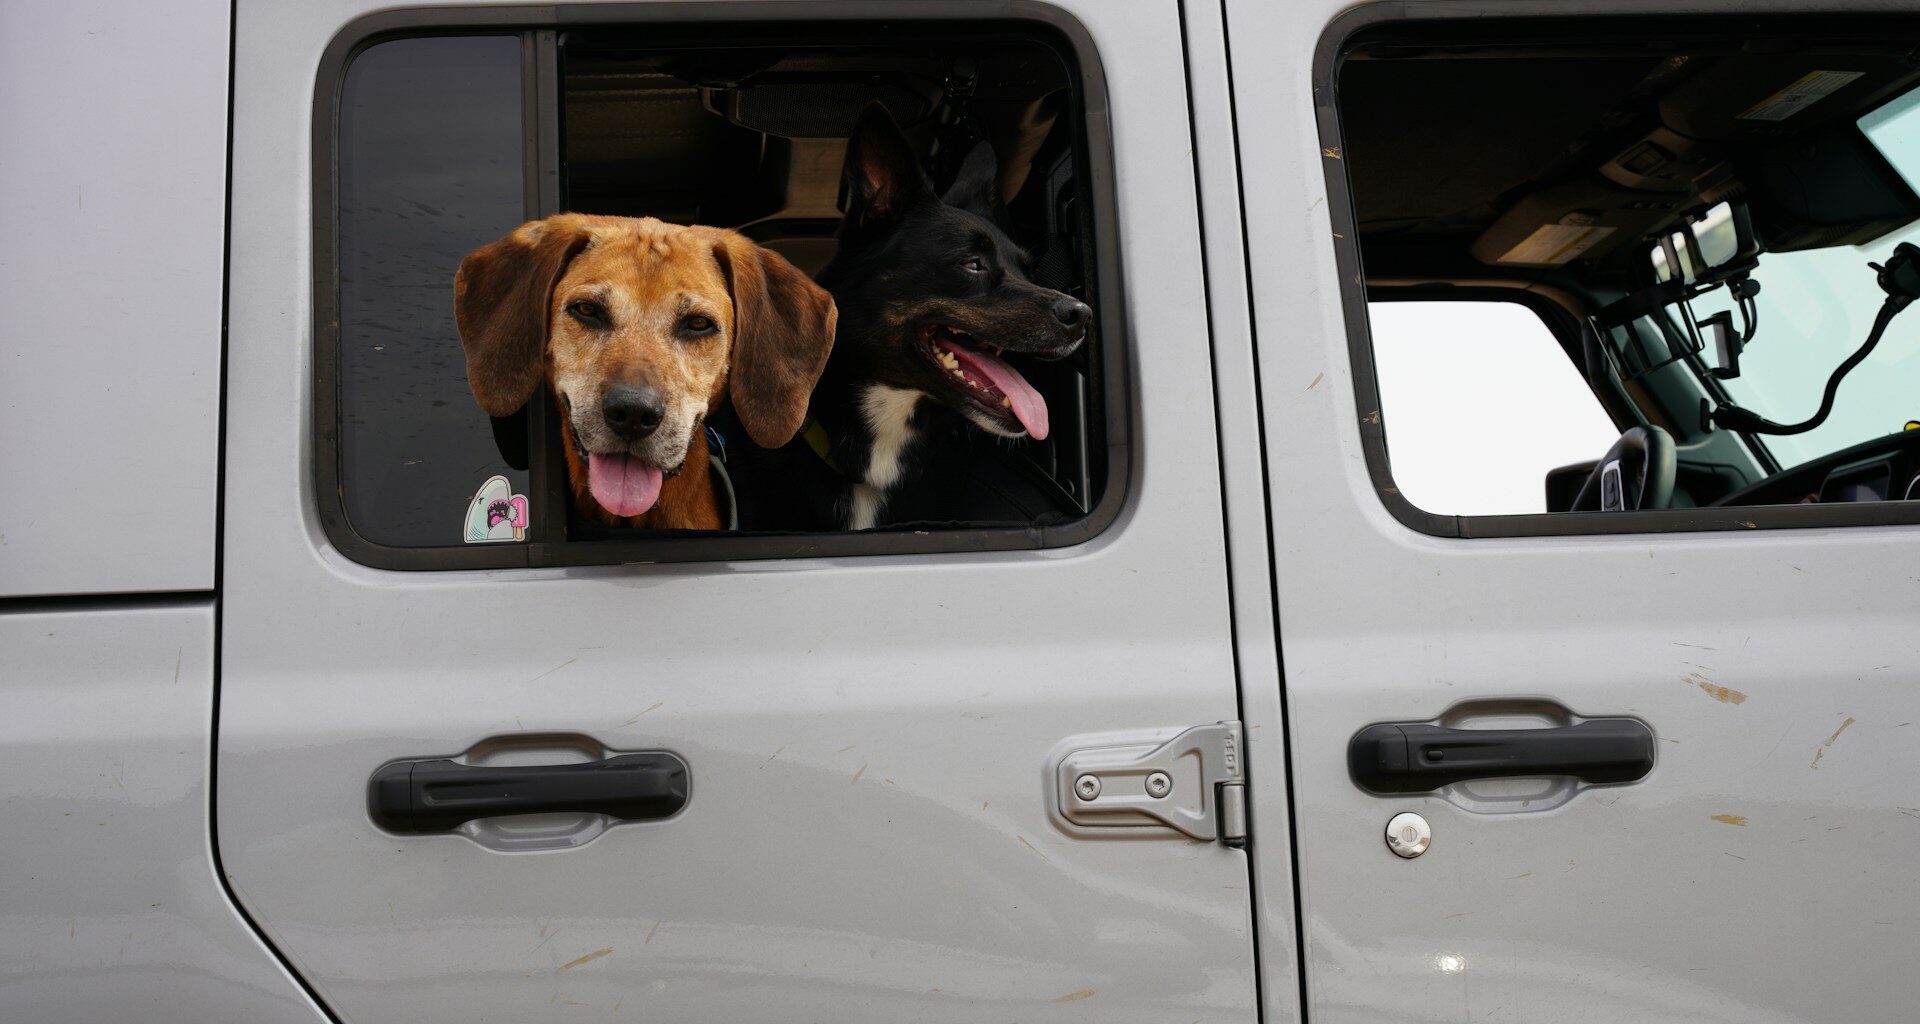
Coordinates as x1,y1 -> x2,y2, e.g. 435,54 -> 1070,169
1638,201 -> 1764,379
1648,201 -> 1758,286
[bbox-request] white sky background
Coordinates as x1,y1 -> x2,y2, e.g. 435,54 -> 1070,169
1692,223 -> 1920,468
1368,301 -> 1620,516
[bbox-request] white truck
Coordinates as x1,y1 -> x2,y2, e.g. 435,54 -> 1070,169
5,1 -> 1918,1021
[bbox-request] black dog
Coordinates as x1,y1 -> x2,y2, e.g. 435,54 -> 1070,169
730,105 -> 1091,531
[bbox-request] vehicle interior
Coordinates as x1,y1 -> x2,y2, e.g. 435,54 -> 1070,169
1337,18 -> 1920,515
554,25 -> 1105,534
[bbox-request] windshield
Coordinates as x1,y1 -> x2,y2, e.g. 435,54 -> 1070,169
1682,90 -> 1920,469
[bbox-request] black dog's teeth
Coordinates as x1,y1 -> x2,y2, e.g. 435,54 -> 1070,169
933,341 -> 965,376
929,329 -> 1015,411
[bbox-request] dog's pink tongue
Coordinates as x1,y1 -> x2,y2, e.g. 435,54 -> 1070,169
587,452 -> 664,518
956,347 -> 1049,440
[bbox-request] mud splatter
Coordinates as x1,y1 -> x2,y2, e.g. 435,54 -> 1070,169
1810,716 -> 1857,769
555,948 -> 612,973
1711,814 -> 1748,826
1051,989 -> 1095,1003
1684,673 -> 1747,705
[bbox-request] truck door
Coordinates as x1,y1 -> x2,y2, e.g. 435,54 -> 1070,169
1231,1 -> 1920,1020
217,2 -> 1270,1021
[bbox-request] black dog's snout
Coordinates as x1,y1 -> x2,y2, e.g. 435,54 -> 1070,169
1051,297 -> 1092,338
602,385 -> 666,441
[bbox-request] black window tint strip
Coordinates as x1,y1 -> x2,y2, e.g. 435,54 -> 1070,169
337,35 -> 527,548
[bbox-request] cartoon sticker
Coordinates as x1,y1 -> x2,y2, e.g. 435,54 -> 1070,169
463,475 -> 529,543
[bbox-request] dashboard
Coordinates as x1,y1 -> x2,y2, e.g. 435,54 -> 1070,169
1714,428 -> 1920,507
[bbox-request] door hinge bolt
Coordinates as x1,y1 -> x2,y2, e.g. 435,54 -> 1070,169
1145,771 -> 1173,798
1074,774 -> 1102,801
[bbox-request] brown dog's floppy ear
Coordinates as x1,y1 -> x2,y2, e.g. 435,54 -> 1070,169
711,233 -> 838,449
453,217 -> 591,416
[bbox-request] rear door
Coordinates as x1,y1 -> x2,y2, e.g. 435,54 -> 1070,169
217,2 -> 1266,1021
1231,1 -> 1920,1020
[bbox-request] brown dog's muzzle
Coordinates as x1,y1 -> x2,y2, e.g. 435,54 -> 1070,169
600,384 -> 666,442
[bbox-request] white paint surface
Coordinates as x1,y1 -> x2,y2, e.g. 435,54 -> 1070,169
0,0 -> 228,596
0,603 -> 326,1022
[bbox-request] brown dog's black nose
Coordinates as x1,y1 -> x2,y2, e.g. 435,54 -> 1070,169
1052,296 -> 1092,339
602,385 -> 665,441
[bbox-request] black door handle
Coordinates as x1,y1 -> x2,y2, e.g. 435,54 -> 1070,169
368,753 -> 689,833
1348,719 -> 1654,794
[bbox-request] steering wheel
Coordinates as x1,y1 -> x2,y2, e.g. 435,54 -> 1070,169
1571,426 -> 1676,511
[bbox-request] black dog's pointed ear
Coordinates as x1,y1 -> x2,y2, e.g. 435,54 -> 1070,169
941,140 -> 1004,214
840,103 -> 933,242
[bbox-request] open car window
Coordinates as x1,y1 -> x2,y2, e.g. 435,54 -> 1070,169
316,19 -> 1122,569
1324,16 -> 1920,534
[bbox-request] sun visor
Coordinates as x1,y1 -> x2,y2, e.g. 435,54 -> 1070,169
1470,178 -> 1676,269
707,81 -> 934,139
1659,56 -> 1920,142
1748,122 -> 1920,250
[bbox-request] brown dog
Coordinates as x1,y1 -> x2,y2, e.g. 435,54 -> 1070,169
454,215 -> 836,529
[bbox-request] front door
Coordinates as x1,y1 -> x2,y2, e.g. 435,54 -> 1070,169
1234,1 -> 1920,1020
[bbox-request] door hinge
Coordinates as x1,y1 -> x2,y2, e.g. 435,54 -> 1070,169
1047,722 -> 1248,848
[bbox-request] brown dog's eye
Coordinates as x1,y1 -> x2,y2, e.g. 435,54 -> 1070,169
961,257 -> 987,274
565,300 -> 608,326
681,314 -> 718,336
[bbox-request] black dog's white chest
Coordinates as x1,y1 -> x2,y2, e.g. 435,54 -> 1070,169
847,384 -> 926,529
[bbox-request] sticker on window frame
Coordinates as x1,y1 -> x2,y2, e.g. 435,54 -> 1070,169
464,475 -> 529,543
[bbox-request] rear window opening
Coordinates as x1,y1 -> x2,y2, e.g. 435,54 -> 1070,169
319,18 -> 1114,568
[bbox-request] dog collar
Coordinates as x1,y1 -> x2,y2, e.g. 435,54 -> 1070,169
704,425 -> 738,531
801,417 -> 842,474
